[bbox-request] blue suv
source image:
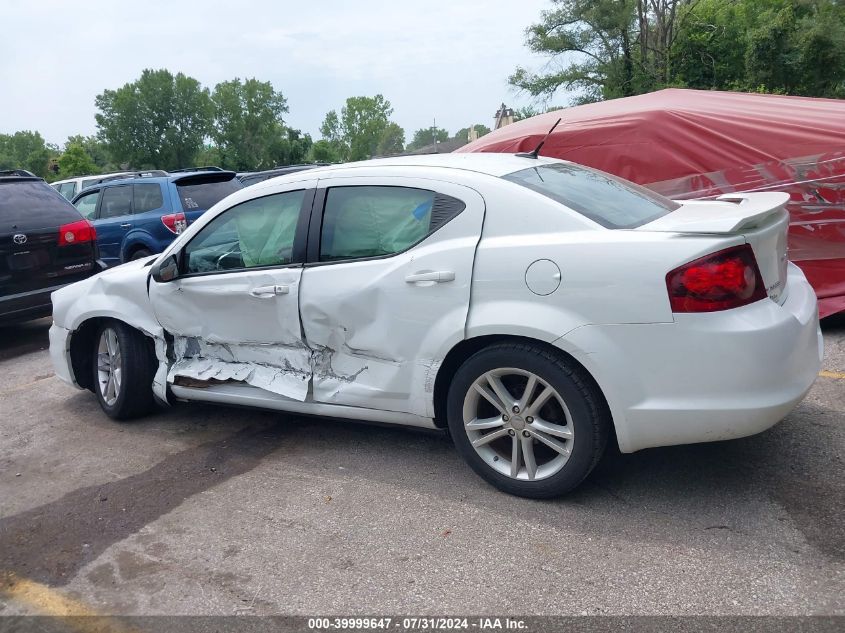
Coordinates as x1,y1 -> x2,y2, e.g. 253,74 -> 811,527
70,170 -> 242,266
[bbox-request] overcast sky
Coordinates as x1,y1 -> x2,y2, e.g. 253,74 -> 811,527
0,0 -> 561,147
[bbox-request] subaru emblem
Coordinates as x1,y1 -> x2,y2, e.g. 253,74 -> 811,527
13,234 -> 27,245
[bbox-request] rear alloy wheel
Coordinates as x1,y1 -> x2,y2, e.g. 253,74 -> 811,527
447,343 -> 610,498
92,321 -> 157,420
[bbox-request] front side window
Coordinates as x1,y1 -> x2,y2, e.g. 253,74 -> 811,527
319,186 -> 465,262
98,186 -> 132,219
184,190 -> 305,274
74,190 -> 100,220
504,162 -> 680,229
133,183 -> 164,213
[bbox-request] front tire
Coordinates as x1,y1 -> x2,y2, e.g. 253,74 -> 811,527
92,321 -> 157,420
447,342 -> 610,498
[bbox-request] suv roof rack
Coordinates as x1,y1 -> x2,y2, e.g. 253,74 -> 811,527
169,166 -> 224,173
87,170 -> 168,186
0,169 -> 37,178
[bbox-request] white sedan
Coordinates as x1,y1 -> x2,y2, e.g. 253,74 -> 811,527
49,154 -> 823,498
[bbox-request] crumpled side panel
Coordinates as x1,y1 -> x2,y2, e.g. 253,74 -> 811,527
167,337 -> 311,400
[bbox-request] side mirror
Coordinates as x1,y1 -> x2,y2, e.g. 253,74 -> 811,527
152,253 -> 180,283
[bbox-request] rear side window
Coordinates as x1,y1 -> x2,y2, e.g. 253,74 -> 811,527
99,186 -> 133,219
58,182 -> 77,200
319,186 -> 465,262
0,180 -> 81,227
176,176 -> 241,211
74,190 -> 100,220
133,183 -> 164,213
504,163 -> 679,229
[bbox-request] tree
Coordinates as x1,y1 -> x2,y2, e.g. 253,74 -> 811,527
95,69 -> 213,170
454,124 -> 492,141
57,142 -> 98,178
319,95 -> 394,161
673,0 -> 845,97
407,126 -> 449,151
309,139 -> 342,163
66,135 -> 115,172
271,128 -> 313,166
377,122 -> 405,155
211,78 -> 289,170
0,130 -> 52,177
512,0 -> 845,104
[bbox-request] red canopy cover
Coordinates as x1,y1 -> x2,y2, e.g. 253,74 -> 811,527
458,89 -> 845,317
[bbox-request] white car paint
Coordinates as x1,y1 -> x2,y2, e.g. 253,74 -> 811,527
49,153 -> 823,453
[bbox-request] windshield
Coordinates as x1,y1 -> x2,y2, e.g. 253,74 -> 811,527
176,176 -> 242,211
504,162 -> 679,229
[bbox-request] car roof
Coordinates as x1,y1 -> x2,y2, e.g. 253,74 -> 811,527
303,153 -> 563,178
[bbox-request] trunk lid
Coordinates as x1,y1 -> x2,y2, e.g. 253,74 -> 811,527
638,192 -> 790,304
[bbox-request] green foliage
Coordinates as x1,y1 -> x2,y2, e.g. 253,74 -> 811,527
0,130 -> 52,177
272,128 -> 313,166
65,135 -> 115,172
453,124 -> 491,141
95,68 -> 213,170
211,78 -> 290,170
407,127 -> 449,151
319,95 -> 395,161
377,122 -> 406,155
309,139 -> 343,163
674,0 -> 845,97
513,0 -> 845,104
57,142 -> 98,178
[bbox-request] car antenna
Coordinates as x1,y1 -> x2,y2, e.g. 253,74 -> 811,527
516,117 -> 563,159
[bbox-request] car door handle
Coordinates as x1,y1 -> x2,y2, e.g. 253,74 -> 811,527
404,270 -> 456,284
120,223 -> 132,229
248,284 -> 290,298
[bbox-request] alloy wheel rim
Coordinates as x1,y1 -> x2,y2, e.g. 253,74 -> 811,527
463,368 -> 574,481
96,328 -> 122,406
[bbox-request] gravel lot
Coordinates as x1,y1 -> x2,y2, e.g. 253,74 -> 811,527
0,316 -> 843,617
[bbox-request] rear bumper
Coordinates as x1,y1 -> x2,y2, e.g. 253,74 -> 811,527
559,263 -> 822,453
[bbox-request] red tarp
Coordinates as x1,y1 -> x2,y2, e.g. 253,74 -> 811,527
457,89 -> 845,318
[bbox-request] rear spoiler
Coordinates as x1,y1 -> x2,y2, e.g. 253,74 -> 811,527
642,192 -> 789,233
171,170 -> 237,185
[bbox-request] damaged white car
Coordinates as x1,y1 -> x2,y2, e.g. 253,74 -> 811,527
49,154 -> 823,498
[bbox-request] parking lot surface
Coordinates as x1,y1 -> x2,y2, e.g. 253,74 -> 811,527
0,317 -> 843,616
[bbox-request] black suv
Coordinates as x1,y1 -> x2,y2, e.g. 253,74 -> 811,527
1,170 -> 101,323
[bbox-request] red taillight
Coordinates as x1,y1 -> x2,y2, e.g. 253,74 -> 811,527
161,212 -> 187,234
666,244 -> 767,313
58,219 -> 96,246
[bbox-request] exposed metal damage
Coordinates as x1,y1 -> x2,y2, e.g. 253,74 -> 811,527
168,336 -> 312,400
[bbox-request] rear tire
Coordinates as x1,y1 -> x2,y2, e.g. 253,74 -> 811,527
447,342 -> 610,498
130,248 -> 152,261
92,321 -> 157,420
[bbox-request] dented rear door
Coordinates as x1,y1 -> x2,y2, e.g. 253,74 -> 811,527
299,176 -> 485,417
149,185 -> 314,400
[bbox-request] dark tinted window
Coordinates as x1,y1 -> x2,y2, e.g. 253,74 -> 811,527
98,185 -> 133,219
320,186 -> 465,262
133,183 -> 164,213
504,163 -> 679,229
176,176 -> 241,211
185,190 -> 305,274
0,180 -> 81,228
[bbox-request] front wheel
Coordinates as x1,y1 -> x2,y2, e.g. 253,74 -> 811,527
92,321 -> 157,420
447,342 -> 610,498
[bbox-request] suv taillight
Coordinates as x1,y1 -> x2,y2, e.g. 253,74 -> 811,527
58,219 -> 96,246
161,212 -> 187,234
666,244 -> 767,313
